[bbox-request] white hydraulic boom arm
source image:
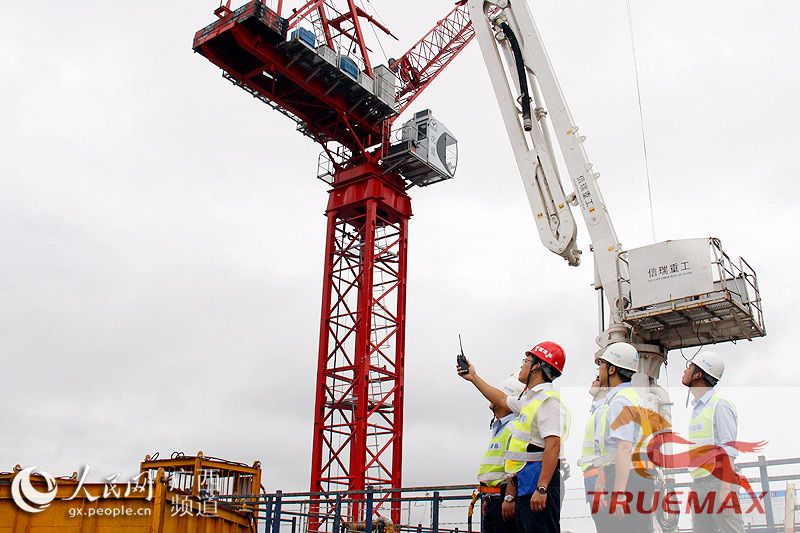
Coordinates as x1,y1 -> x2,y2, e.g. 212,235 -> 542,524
464,0 -> 766,417
467,0 -> 628,331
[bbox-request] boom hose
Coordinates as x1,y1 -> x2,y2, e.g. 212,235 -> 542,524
499,21 -> 532,131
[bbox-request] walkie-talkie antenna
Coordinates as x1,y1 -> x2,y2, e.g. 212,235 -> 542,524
456,334 -> 469,374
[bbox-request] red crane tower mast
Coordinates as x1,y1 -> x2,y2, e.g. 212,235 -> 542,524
193,0 -> 474,521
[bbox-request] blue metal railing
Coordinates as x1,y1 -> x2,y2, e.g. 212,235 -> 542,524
213,455 -> 800,533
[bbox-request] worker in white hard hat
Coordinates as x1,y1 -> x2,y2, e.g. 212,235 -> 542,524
682,350 -> 744,533
592,342 -> 654,533
477,375 -> 524,533
577,375 -> 607,532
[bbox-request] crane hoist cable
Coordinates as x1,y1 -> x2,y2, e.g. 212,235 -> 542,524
626,0 -> 657,242
357,0 -> 389,64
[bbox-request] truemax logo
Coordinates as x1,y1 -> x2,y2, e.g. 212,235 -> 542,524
589,405 -> 770,516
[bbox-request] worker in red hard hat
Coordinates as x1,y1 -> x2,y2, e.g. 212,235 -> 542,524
457,341 -> 570,533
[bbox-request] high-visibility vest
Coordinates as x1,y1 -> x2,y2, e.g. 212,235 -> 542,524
688,392 -> 734,479
503,390 -> 570,474
477,420 -> 514,486
578,402 -> 607,472
597,386 -> 652,467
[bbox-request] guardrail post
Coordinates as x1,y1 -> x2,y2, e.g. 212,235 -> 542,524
272,490 -> 283,533
432,491 -> 440,533
265,495 -> 274,532
366,487 -> 374,533
333,494 -> 343,533
784,482 -> 795,533
292,516 -> 297,533
758,455 -> 775,531
477,494 -> 481,533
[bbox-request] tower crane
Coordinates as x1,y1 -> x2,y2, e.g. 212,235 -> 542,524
193,0 -> 474,522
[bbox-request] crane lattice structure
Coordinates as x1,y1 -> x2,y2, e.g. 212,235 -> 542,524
193,0 -> 474,526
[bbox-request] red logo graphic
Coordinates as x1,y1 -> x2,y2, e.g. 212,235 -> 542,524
589,404 -> 770,515
645,431 -> 767,497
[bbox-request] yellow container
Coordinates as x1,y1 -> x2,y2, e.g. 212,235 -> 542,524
1,453 -> 261,533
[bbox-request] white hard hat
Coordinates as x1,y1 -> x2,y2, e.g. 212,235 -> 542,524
690,351 -> 725,381
498,374 -> 525,397
597,342 -> 639,372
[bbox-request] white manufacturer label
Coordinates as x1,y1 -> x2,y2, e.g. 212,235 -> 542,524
627,238 -> 714,308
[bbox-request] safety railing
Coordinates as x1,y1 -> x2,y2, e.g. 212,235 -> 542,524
211,455 -> 800,533
216,484 -> 481,533
668,455 -> 800,533
615,237 -> 766,349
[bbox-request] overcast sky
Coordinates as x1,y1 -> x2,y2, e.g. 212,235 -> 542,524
2,0 -> 799,528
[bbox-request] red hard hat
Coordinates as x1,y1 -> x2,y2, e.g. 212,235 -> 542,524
526,341 -> 566,374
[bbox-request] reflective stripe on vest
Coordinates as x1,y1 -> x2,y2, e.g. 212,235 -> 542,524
477,420 -> 514,485
578,402 -> 607,471
688,392 -> 733,479
504,390 -> 570,474
597,387 -> 652,467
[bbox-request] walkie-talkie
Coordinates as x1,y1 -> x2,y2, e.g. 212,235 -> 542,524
456,334 -> 469,374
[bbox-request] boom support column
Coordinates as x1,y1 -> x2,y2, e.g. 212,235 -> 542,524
310,162 -> 410,526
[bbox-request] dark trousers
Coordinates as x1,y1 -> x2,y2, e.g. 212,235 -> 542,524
515,466 -> 561,533
592,465 -> 654,533
583,474 -> 604,532
690,476 -> 745,533
482,494 -> 518,533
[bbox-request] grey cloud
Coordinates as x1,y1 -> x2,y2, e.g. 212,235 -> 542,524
1,0 -> 797,503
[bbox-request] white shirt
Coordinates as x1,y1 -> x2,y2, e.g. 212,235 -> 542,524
691,388 -> 739,459
596,383 -> 638,457
590,396 -> 607,456
491,412 -> 516,438
505,383 -> 565,448
590,396 -> 606,415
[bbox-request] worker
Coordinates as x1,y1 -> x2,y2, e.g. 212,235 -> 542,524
457,341 -> 569,533
592,342 -> 654,533
682,351 -> 744,533
577,375 -> 607,531
477,375 -> 525,533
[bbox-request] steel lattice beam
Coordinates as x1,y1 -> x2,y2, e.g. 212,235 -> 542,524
390,2 -> 474,119
310,163 -> 410,529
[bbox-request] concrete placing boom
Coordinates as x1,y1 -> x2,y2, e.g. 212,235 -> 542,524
466,0 -> 765,385
467,0 -> 628,349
